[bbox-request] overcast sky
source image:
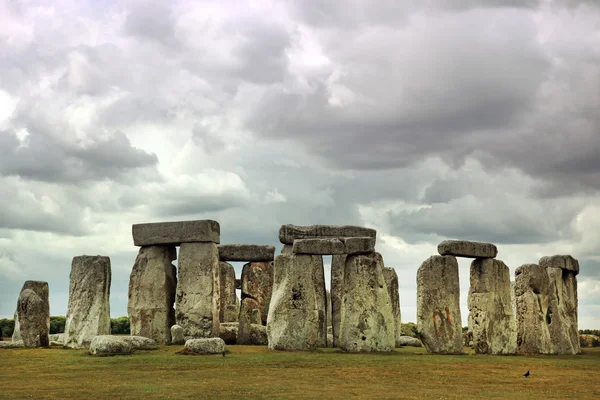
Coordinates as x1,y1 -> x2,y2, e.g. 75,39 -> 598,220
1,0 -> 599,329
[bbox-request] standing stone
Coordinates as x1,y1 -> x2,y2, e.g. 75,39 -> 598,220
468,259 -> 517,354
128,246 -> 177,344
540,255 -> 580,355
326,290 -> 332,329
312,255 -> 327,346
218,244 -> 275,262
330,254 -> 346,347
266,254 -> 327,351
12,281 -> 49,345
339,252 -> 395,352
238,261 -> 273,344
171,325 -> 185,345
219,262 -> 238,323
64,256 -> 111,349
416,255 -> 463,354
383,267 -> 402,348
176,242 -> 220,338
16,282 -> 50,348
514,263 -> 553,354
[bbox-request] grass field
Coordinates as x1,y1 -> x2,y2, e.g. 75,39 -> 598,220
1,345 -> 599,399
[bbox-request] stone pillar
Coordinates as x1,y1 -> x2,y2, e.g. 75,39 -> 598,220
339,252 -> 395,352
416,255 -> 462,354
64,256 -> 111,349
219,262 -> 238,323
13,281 -> 50,347
266,254 -> 327,351
176,242 -> 220,338
468,259 -> 516,354
238,261 -> 273,344
330,254 -> 346,347
11,281 -> 50,345
128,246 -> 177,344
540,255 -> 580,355
515,263 -> 553,354
383,267 -> 402,348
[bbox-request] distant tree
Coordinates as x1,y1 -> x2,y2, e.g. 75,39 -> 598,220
111,316 -> 130,335
0,318 -> 15,338
49,316 -> 66,334
400,322 -> 418,338
462,326 -> 469,333
580,329 -> 600,336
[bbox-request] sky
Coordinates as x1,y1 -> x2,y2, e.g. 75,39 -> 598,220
0,0 -> 599,329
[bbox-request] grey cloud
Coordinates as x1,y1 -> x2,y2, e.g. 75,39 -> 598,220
122,0 -> 180,49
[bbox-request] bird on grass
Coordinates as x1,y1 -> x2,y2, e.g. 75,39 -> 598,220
222,351 -> 226,358
524,370 -> 530,378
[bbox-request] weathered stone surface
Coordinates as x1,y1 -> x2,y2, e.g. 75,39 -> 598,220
539,255 -> 579,276
266,254 -> 327,351
182,338 -> 227,355
49,333 -> 66,344
218,245 -> 275,262
281,244 -> 292,254
546,264 -> 580,354
219,322 -> 238,344
330,254 -> 346,348
279,225 -> 377,245
292,237 -> 375,255
241,261 -> 273,326
122,336 -> 158,350
514,264 -> 553,354
397,336 -> 423,347
339,252 -> 395,352
12,281 -> 49,347
170,325 -> 185,345
312,255 -> 327,347
132,220 -> 220,246
89,335 -> 133,356
64,256 -> 111,349
219,262 -> 238,323
383,267 -> 402,348
238,297 -> 262,345
247,324 -> 268,345
416,255 -> 463,354
468,259 -> 517,354
176,242 -> 220,338
326,290 -> 332,328
0,341 -> 24,349
437,240 -> 497,259
128,246 -> 177,344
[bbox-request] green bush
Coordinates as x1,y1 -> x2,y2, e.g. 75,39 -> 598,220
580,329 -> 600,336
111,316 -> 130,335
50,316 -> 66,334
400,322 -> 418,338
0,318 -> 15,338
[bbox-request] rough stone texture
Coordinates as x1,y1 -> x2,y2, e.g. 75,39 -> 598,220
176,242 -> 220,338
219,322 -> 238,344
239,261 -> 273,339
0,341 -> 24,348
281,244 -> 292,254
339,252 -> 395,352
238,297 -> 262,345
545,259 -> 580,355
218,245 -> 275,262
17,288 -> 50,348
539,255 -> 579,276
292,237 -> 375,255
121,336 -> 158,350
182,338 -> 227,355
49,333 -> 66,344
266,254 -> 327,351
397,336 -> 423,347
171,325 -> 185,345
330,254 -> 346,348
64,256 -> 111,349
128,246 -> 177,344
11,281 -> 49,347
383,267 -> 402,348
219,262 -> 239,323
279,224 -> 377,245
468,259 -> 517,354
247,324 -> 268,345
133,220 -> 220,246
89,335 -> 133,356
437,240 -> 498,259
416,255 -> 463,354
326,290 -> 332,328
514,264 -> 553,354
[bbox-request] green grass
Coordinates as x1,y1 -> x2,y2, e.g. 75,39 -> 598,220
2,345 -> 600,399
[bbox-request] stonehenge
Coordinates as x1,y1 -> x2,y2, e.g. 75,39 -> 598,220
11,280 -> 50,347
383,267 -> 402,347
238,261 -> 273,345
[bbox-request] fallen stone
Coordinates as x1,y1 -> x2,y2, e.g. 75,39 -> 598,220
49,333 -> 66,344
383,267 -> 402,348
12,281 -> 50,345
468,259 -> 517,354
121,336 -> 158,350
89,335 -> 133,356
218,245 -> 275,262
339,252 -> 395,352
64,256 -> 112,349
266,254 -> 327,351
514,264 -> 553,354
171,325 -> 185,345
219,323 -> 238,345
397,336 -> 422,347
437,240 -> 497,259
219,262 -> 238,323
182,338 -> 227,355
417,255 -> 463,354
176,243 -> 220,338
132,220 -> 220,246
279,224 -> 376,245
539,255 -> 579,276
292,237 -> 375,255
0,341 -> 24,349
128,246 -> 177,344
330,254 -> 346,348
13,281 -> 50,348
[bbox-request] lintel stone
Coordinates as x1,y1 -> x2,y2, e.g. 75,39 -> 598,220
218,244 -> 275,262
292,237 -> 374,255
132,220 -> 220,246
437,240 -> 497,259
279,224 -> 376,245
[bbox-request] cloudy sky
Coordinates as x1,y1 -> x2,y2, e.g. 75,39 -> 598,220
1,0 -> 599,329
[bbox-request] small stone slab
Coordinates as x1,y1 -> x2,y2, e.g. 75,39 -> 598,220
397,336 -> 423,347
132,220 -> 220,246
182,338 -> 227,355
437,240 -> 497,259
292,237 -> 375,255
279,224 -> 376,245
217,244 -> 275,262
89,335 -> 133,356
0,341 -> 24,349
539,255 -> 579,276
121,336 -> 158,350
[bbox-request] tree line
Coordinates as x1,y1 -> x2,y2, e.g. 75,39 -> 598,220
0,316 -> 131,338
